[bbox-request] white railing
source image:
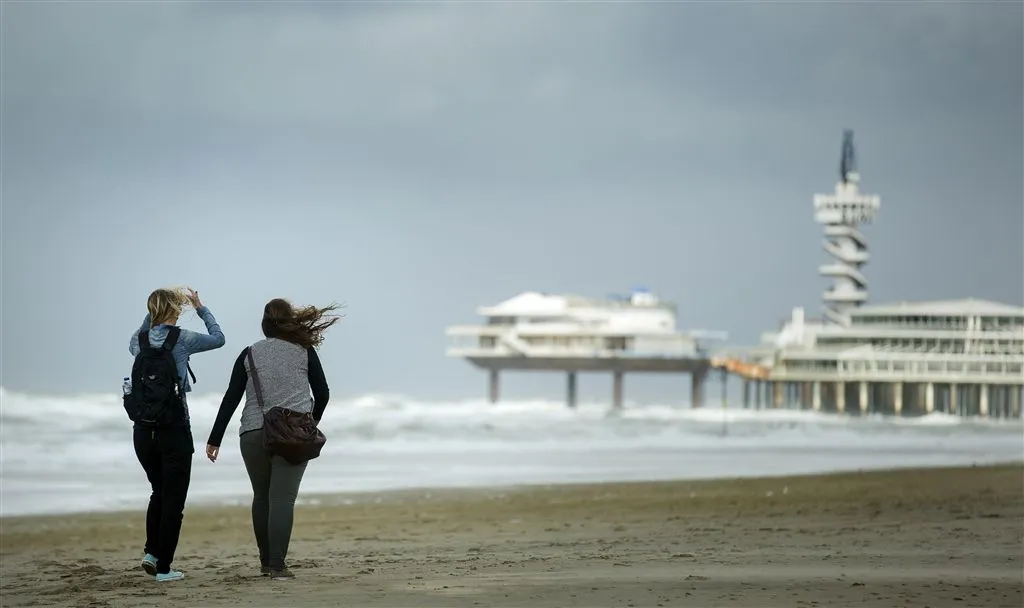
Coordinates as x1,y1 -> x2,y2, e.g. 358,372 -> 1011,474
769,368 -> 1023,385
445,331 -> 703,359
771,355 -> 1023,383
819,263 -> 868,287
445,324 -> 714,339
499,331 -> 532,355
818,326 -> 1024,340
445,345 -> 694,359
780,347 -> 1024,364
822,241 -> 869,264
849,317 -> 1024,331
807,341 -> 1024,356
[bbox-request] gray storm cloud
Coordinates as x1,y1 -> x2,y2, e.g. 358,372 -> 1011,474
1,2 -> 1021,399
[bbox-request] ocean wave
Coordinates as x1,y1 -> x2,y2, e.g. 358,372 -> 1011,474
1,386 -> 1020,446
2,386 -> 1021,516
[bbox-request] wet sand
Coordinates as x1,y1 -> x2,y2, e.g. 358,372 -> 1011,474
1,464 -> 1021,607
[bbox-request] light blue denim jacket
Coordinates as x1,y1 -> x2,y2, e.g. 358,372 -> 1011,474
129,305 -> 226,398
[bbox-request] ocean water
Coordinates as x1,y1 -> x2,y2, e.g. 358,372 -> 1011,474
1,386 -> 1021,517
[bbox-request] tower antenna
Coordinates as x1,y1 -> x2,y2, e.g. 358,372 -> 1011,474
840,129 -> 857,184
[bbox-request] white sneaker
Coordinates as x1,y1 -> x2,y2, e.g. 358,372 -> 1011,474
155,570 -> 184,582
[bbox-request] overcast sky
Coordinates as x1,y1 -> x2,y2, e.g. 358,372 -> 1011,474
2,1 -> 1021,403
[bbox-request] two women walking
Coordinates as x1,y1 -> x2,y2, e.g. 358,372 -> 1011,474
127,288 -> 339,582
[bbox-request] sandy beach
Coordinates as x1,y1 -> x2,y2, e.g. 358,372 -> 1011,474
1,464 -> 1021,607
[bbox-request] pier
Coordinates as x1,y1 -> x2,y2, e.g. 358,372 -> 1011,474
444,298 -> 1019,417
445,289 -> 726,409
445,132 -> 1023,419
445,293 -> 1024,419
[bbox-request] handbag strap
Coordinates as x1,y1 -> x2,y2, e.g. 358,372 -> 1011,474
246,347 -> 267,412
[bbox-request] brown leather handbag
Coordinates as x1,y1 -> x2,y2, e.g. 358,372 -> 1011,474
247,348 -> 327,465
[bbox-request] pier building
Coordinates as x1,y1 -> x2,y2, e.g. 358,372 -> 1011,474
445,288 -> 727,408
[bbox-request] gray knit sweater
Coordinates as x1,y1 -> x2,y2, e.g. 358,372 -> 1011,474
206,337 -> 330,446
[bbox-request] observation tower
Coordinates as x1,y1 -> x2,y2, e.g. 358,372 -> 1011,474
813,130 -> 881,325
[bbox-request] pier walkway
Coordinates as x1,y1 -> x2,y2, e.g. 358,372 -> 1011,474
449,346 -> 1022,419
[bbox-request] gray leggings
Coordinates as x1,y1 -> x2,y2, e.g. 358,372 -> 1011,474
239,430 -> 308,570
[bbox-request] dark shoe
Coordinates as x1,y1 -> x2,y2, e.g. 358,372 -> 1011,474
269,567 -> 294,581
260,565 -> 271,576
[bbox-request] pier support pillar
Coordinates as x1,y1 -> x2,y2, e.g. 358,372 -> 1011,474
742,380 -> 751,409
859,381 -> 869,414
836,381 -> 846,413
612,372 -> 624,409
812,381 -> 822,411
925,382 -> 935,413
1011,386 -> 1021,418
488,370 -> 500,404
567,372 -> 578,409
893,381 -> 903,416
979,383 -> 989,417
773,382 -> 783,408
755,381 -> 763,409
720,370 -> 728,408
950,383 -> 958,415
690,369 -> 706,408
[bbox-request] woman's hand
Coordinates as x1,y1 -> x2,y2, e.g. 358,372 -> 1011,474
187,288 -> 203,310
206,444 -> 220,463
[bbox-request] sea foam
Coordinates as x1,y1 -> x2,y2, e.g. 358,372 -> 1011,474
1,387 -> 1021,516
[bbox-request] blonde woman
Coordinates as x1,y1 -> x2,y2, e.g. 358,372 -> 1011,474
127,287 -> 226,582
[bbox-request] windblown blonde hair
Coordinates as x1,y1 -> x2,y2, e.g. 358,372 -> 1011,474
147,286 -> 192,326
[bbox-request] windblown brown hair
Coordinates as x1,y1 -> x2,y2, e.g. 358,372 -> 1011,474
261,298 -> 342,348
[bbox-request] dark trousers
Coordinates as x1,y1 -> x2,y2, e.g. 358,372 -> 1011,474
239,430 -> 308,570
133,425 -> 194,574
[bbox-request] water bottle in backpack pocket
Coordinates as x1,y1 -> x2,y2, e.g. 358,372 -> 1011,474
121,376 -> 133,419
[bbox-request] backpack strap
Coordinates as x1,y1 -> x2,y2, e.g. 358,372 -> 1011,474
162,326 -> 182,351
147,327 -> 198,384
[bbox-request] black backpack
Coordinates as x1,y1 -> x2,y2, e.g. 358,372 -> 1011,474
124,327 -> 185,427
